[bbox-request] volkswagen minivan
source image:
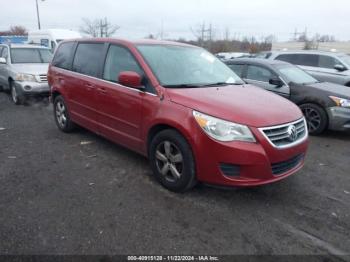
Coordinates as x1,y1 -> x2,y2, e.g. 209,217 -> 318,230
48,39 -> 309,192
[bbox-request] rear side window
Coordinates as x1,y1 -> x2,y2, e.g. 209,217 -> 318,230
246,65 -> 274,82
227,64 -> 244,77
72,43 -> 104,77
276,54 -> 319,67
275,54 -> 296,64
294,54 -> 318,67
52,42 -> 75,69
103,45 -> 143,82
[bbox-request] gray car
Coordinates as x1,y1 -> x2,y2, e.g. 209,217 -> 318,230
226,58 -> 350,134
0,44 -> 52,104
265,50 -> 350,87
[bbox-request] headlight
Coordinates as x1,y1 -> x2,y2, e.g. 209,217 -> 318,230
193,111 -> 256,142
15,73 -> 37,82
329,96 -> 350,108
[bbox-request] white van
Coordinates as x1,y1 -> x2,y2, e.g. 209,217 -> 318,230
28,29 -> 81,52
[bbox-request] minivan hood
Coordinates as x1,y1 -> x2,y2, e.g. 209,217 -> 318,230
11,63 -> 49,75
307,82 -> 350,99
166,84 -> 303,127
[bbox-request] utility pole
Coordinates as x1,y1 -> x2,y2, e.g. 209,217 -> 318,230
35,0 -> 45,30
35,0 -> 41,29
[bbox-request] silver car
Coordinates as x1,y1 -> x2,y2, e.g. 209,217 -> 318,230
267,50 -> 350,87
0,44 -> 52,104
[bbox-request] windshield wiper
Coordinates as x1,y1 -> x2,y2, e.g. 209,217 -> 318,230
163,84 -> 203,88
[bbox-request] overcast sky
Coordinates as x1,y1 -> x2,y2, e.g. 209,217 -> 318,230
1,0 -> 350,41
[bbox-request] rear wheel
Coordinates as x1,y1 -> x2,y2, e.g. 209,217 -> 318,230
300,103 -> 328,135
53,95 -> 76,132
149,129 -> 197,192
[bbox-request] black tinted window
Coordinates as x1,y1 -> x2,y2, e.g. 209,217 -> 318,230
276,54 -> 296,63
228,64 -> 244,77
103,45 -> 143,82
0,47 -> 3,57
276,54 -> 319,67
52,42 -> 75,69
72,43 -> 104,77
318,55 -> 339,69
294,54 -> 318,67
246,65 -> 274,82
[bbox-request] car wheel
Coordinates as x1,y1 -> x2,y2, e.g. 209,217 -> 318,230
10,81 -> 23,105
53,95 -> 76,132
300,103 -> 328,135
149,129 -> 197,192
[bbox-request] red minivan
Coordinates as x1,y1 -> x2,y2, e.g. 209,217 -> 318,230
48,38 -> 309,192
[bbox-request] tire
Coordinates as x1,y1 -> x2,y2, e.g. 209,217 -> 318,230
300,103 -> 328,135
53,95 -> 76,132
149,129 -> 197,193
10,81 -> 24,105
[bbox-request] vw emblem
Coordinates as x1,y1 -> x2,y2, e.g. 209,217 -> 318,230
287,125 -> 298,142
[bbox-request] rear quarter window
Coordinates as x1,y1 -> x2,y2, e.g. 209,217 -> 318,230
52,42 -> 75,70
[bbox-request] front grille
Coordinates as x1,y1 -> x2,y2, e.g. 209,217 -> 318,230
271,154 -> 304,176
39,74 -> 47,82
259,118 -> 307,148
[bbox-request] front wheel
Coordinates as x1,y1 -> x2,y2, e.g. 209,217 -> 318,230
300,103 -> 328,135
149,129 -> 197,193
10,81 -> 24,105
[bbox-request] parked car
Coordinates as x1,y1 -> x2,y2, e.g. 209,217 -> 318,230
215,52 -> 251,61
48,39 -> 308,192
0,44 -> 52,104
28,29 -> 82,52
266,50 -> 350,87
226,58 -> 350,134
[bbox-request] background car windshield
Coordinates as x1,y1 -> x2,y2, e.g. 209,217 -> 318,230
276,65 -> 318,85
137,44 -> 244,86
11,48 -> 52,63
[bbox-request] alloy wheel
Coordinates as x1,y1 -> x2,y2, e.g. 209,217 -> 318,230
56,101 -> 67,128
11,86 -> 18,104
302,107 -> 321,133
155,141 -> 184,182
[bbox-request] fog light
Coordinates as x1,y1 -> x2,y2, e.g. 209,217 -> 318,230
220,163 -> 240,177
24,85 -> 32,91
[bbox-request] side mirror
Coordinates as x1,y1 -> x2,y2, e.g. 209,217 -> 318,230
334,64 -> 346,72
0,57 -> 6,64
269,77 -> 284,87
118,71 -> 143,89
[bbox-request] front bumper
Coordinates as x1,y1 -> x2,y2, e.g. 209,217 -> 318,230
14,81 -> 50,97
192,124 -> 309,187
327,107 -> 350,131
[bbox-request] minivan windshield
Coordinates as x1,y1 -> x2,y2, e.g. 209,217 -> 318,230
137,44 -> 245,87
11,48 -> 52,64
275,64 -> 319,85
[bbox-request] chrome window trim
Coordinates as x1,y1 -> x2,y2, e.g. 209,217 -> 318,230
258,117 -> 308,149
53,66 -> 158,97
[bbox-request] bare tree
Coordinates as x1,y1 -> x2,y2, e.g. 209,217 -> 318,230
190,22 -> 215,48
80,18 -> 120,37
0,25 -> 28,36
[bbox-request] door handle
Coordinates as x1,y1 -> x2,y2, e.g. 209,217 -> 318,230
85,83 -> 95,90
98,87 -> 107,94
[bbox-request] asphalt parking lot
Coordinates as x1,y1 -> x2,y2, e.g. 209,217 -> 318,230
0,92 -> 349,258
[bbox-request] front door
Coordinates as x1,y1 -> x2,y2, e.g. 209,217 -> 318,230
96,44 -> 146,151
244,65 -> 290,98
